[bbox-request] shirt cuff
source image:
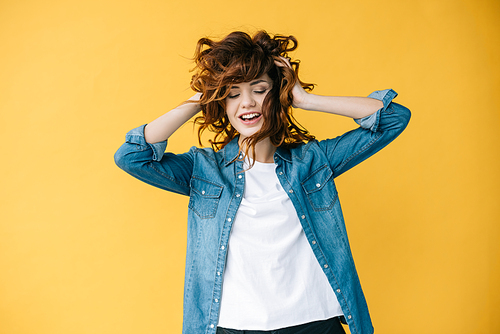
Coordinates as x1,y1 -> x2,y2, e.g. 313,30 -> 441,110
354,89 -> 398,132
125,124 -> 167,161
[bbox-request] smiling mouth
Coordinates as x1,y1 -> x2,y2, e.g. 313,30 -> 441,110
239,112 -> 261,121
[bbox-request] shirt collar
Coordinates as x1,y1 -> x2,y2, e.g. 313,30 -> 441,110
222,136 -> 240,166
275,145 -> 292,163
222,136 -> 293,166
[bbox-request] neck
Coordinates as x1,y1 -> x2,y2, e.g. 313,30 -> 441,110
239,136 -> 276,163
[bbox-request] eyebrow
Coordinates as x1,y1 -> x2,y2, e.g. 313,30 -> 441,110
231,79 -> 269,89
250,80 -> 268,86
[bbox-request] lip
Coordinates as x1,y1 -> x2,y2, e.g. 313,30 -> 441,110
238,111 -> 262,125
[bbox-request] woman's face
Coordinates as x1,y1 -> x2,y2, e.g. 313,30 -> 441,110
225,73 -> 273,141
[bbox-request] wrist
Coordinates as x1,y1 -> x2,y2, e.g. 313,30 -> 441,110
295,92 -> 312,110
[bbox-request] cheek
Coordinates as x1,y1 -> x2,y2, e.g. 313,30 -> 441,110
225,97 -> 237,109
258,92 -> 271,113
225,102 -> 235,116
224,103 -> 238,124
262,89 -> 273,103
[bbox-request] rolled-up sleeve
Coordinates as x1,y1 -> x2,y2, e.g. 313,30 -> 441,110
122,124 -> 168,161
114,124 -> 194,196
354,88 -> 399,132
319,89 -> 411,177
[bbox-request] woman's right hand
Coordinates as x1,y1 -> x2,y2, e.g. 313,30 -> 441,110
144,93 -> 202,144
188,92 -> 202,103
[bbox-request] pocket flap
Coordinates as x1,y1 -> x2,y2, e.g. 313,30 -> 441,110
301,165 -> 333,194
191,177 -> 223,198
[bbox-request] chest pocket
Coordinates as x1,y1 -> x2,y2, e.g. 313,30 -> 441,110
188,177 -> 223,219
301,165 -> 338,211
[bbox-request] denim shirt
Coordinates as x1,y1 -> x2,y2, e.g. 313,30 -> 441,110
114,89 -> 411,334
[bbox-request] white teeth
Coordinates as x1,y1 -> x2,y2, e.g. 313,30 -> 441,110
240,113 -> 260,120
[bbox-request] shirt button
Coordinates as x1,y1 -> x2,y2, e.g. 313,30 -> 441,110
301,215 -> 305,219
221,246 -> 225,250
316,183 -> 321,188
201,190 -> 205,195
279,172 -> 283,175
238,175 -> 242,179
324,264 -> 328,268
227,218 -> 231,222
215,299 -> 219,303
210,324 -> 215,328
217,271 -> 221,276
348,315 -> 352,319
289,189 -> 293,193
312,240 -> 316,245
336,289 -> 341,293
236,194 -> 240,197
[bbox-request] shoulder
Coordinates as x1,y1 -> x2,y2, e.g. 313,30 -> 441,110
191,146 -> 216,158
188,146 -> 228,166
288,140 -> 323,159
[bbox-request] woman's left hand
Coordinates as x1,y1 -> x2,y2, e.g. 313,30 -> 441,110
274,56 -> 310,110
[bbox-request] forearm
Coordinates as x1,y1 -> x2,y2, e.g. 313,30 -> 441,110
145,94 -> 201,144
300,94 -> 383,119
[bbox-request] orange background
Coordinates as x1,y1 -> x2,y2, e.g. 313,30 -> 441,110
1,0 -> 499,333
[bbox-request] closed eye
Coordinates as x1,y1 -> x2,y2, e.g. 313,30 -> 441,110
227,93 -> 240,99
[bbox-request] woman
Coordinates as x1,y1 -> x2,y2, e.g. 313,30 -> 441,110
115,30 -> 410,334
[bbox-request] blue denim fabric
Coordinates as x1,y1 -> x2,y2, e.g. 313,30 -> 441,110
114,89 -> 411,334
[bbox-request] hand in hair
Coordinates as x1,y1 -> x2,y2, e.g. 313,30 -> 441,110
188,92 -> 202,102
274,56 -> 382,118
144,92 -> 202,144
274,56 -> 310,110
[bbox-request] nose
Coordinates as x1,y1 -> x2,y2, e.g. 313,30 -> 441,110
241,92 -> 256,108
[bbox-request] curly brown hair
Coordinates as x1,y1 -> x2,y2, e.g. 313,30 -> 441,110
190,30 -> 315,160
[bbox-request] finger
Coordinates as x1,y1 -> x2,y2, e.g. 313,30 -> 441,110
274,59 -> 285,67
274,56 -> 292,68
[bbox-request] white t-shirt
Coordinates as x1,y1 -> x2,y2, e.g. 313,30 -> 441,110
217,160 -> 343,330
